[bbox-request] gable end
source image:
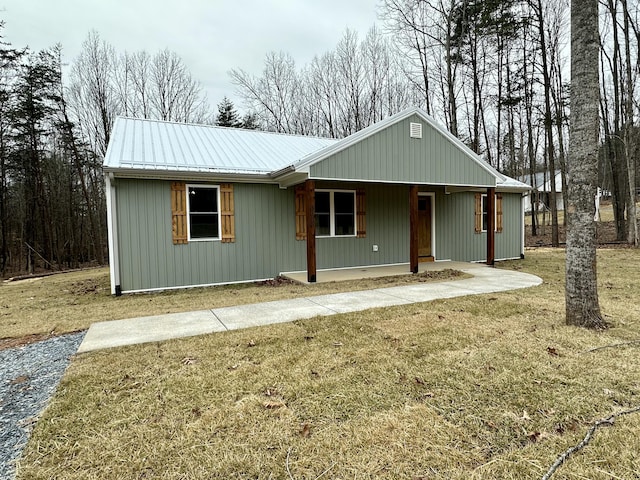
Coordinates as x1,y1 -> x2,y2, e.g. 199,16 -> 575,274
309,114 -> 496,186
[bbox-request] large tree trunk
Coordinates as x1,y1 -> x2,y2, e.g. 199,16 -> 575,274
566,0 -> 606,329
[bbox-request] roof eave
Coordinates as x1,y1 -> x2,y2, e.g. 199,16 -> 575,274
269,164 -> 296,178
104,166 -> 275,184
497,185 -> 532,193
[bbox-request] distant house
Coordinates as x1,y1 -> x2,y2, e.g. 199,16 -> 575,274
103,107 -> 530,295
520,171 -> 564,213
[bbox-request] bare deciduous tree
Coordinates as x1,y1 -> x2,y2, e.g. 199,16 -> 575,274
232,28 -> 417,138
68,30 -> 118,157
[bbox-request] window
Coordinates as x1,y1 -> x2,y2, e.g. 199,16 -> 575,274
187,185 -> 220,240
315,190 -> 356,237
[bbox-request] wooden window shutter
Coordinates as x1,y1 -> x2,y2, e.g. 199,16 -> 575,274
356,189 -> 366,238
171,182 -> 188,244
220,183 -> 235,243
474,192 -> 482,233
295,185 -> 307,240
496,193 -> 503,233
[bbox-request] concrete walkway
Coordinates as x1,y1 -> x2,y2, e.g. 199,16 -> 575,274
77,264 -> 542,353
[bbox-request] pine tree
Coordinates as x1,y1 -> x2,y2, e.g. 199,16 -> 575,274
215,97 -> 241,128
0,22 -> 24,274
240,112 -> 259,130
12,49 -> 60,272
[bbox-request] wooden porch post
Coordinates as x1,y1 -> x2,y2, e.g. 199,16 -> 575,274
409,185 -> 419,273
305,179 -> 317,282
487,187 -> 495,266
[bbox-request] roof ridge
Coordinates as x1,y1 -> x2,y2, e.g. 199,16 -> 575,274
114,116 -> 339,142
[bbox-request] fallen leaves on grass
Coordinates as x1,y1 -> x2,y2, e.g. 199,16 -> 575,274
299,423 -> 311,438
263,400 -> 287,410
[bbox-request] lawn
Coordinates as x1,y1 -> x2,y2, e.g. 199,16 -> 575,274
15,248 -> 640,479
0,267 -> 465,341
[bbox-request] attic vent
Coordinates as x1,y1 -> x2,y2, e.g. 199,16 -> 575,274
410,122 -> 423,139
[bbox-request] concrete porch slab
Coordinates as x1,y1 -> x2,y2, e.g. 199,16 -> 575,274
281,261 -> 467,284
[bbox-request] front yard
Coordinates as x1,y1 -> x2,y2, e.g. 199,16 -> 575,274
13,248 -> 640,479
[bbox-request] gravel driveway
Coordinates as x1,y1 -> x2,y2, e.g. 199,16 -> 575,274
0,331 -> 85,479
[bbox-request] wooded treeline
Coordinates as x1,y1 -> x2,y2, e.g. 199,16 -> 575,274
1,0 -> 639,275
0,42 -> 107,276
0,29 -> 217,275
234,0 -> 640,245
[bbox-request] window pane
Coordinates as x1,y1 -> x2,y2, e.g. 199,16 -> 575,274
315,213 -> 330,236
335,213 -> 355,236
482,196 -> 488,231
315,191 -> 330,213
190,214 -> 219,238
334,191 -> 354,214
189,187 -> 218,213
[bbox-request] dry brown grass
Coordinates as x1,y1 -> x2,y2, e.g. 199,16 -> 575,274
0,268 -> 466,341
526,209 -> 566,226
16,248 -> 640,479
525,201 -> 639,226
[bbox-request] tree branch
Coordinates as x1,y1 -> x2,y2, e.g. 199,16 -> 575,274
584,340 -> 640,353
286,447 -> 294,480
541,406 -> 640,480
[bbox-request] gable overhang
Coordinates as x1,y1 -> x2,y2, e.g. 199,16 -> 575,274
270,168 -> 309,188
270,107 -> 505,189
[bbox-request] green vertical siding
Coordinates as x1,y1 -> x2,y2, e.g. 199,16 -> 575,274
115,179 -> 522,291
435,191 -> 523,261
310,114 -> 496,187
116,179 -> 306,292
497,193 -> 524,259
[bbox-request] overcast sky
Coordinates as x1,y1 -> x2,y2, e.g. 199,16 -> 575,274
2,0 -> 381,112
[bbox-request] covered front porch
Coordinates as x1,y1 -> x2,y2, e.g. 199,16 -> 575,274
282,260 -> 484,284
296,179 -> 498,283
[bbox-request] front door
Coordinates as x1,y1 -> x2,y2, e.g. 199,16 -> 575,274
418,196 -> 433,261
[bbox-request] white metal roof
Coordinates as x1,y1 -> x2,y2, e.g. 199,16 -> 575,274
103,110 -> 528,191
103,117 -> 338,175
